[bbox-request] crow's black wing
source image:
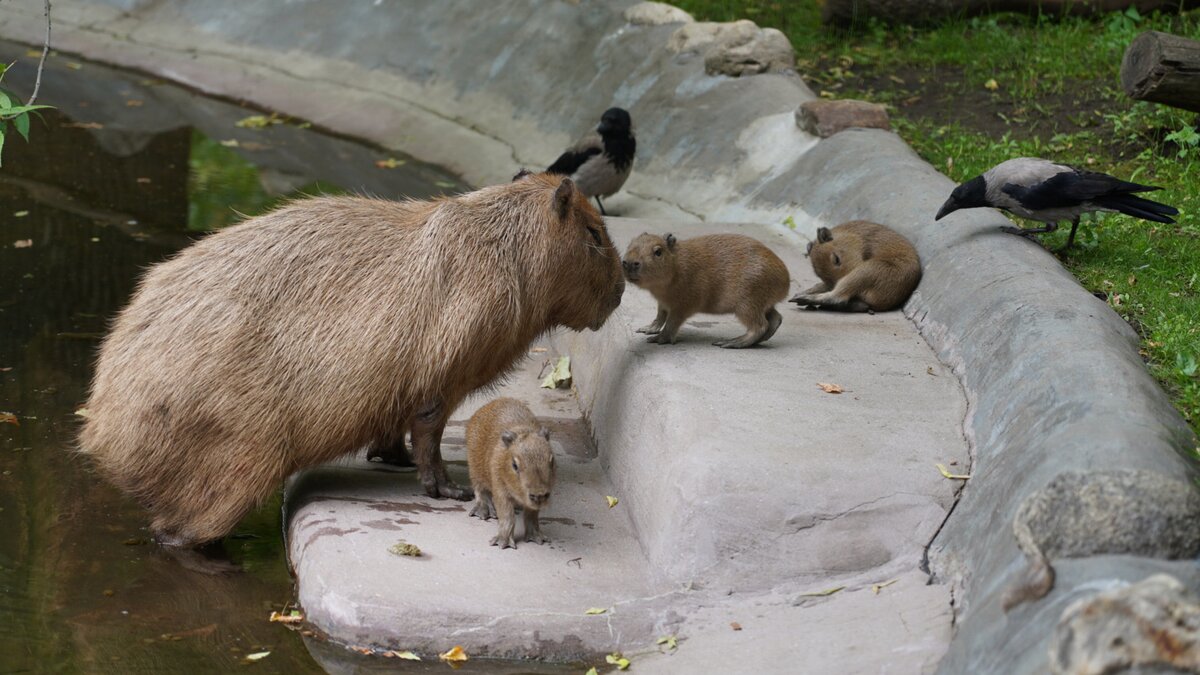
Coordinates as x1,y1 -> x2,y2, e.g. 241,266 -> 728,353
1001,170 -> 1161,210
546,146 -> 601,176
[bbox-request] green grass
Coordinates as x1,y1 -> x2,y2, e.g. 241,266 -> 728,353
676,1 -> 1200,434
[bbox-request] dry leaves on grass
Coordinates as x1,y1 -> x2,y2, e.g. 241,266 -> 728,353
816,382 -> 844,394
268,610 -> 304,624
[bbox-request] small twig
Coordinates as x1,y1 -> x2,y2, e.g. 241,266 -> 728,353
27,0 -> 51,106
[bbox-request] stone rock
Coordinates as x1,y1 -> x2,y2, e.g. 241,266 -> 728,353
624,1 -> 693,26
1050,574 -> 1200,674
796,99 -> 891,137
667,19 -> 758,54
704,26 -> 795,76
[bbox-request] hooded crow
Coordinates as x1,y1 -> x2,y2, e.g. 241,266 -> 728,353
935,157 -> 1179,248
546,107 -> 635,216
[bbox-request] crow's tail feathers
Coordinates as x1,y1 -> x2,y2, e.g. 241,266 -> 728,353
1096,193 -> 1180,224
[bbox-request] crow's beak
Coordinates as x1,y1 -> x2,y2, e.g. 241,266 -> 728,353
935,198 -> 958,221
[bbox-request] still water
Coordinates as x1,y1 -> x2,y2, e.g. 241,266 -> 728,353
0,43 -> 574,673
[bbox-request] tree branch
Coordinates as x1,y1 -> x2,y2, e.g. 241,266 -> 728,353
27,0 -> 51,106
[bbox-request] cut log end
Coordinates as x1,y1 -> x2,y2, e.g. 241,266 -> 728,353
1120,30 -> 1200,113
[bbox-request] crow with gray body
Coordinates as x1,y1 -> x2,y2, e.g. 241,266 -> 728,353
936,157 -> 1179,248
547,108 -> 635,216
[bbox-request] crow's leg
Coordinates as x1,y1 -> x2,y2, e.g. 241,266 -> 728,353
594,196 -> 607,216
1000,222 -> 1058,239
1064,217 -> 1081,249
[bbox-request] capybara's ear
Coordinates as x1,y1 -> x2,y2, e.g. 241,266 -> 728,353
817,227 -> 833,243
553,178 -> 576,220
665,233 -> 677,250
539,427 -> 550,441
501,431 -> 517,446
512,168 -> 533,182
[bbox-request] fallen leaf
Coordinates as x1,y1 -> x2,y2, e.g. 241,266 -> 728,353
239,141 -> 268,151
375,157 -> 407,169
1,413 -> 18,426
13,239 -> 33,248
268,610 -> 304,624
243,651 -> 270,662
984,78 -> 999,91
1128,274 -> 1137,287
13,210 -> 28,217
62,121 -> 104,129
235,114 -> 281,129
74,408 -> 91,419
125,99 -> 143,107
730,621 -> 743,631
799,585 -> 845,597
388,540 -> 422,557
605,495 -> 619,509
926,366 -> 937,376
872,579 -> 898,594
816,382 -> 844,394
606,653 -> 631,670
136,177 -> 152,184
439,645 -> 468,663
540,356 -> 571,389
381,650 -> 421,660
656,635 -> 679,651
585,669 -> 599,675
936,463 -> 971,480
219,139 -> 240,147
0,367 -> 11,372
65,62 -> 83,70
350,646 -> 373,655
585,607 -> 607,615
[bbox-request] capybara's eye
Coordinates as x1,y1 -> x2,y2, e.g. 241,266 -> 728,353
653,247 -> 662,257
833,253 -> 841,266
512,459 -> 519,472
587,227 -> 603,247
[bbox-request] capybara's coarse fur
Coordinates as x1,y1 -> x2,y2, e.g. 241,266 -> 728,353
79,174 -> 623,547
788,220 -> 921,313
622,233 -> 790,348
466,397 -> 555,549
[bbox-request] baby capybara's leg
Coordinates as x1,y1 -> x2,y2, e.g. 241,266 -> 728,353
717,306 -> 770,349
411,399 -> 473,501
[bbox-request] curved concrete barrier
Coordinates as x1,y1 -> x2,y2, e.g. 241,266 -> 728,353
5,0 -> 1195,671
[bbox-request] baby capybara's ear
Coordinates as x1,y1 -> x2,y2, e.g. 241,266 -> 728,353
512,168 -> 533,182
553,177 -> 576,221
665,233 -> 677,250
501,431 -> 517,446
817,227 -> 833,243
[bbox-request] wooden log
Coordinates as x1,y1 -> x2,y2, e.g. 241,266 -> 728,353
820,0 -> 1200,27
1121,31 -> 1200,113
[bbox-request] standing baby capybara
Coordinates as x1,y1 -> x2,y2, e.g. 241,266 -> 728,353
79,173 -> 623,548
788,220 -> 921,313
466,397 -> 556,549
622,232 -> 790,348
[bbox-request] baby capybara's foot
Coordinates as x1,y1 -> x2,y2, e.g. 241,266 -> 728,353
490,533 -> 517,549
469,495 -> 496,520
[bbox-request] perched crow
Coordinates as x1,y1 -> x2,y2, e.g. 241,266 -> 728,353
935,157 -> 1179,248
546,108 -> 635,216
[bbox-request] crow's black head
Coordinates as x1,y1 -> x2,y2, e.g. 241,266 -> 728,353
936,175 -> 988,221
598,108 -> 632,136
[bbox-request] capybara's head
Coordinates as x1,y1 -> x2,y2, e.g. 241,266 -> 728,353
500,427 -> 555,510
531,174 -> 623,331
621,232 -> 676,287
807,226 -> 863,283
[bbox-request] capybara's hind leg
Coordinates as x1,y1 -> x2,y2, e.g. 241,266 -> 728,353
715,307 -> 769,349
759,308 -> 783,344
412,399 -> 473,501
470,490 -> 496,520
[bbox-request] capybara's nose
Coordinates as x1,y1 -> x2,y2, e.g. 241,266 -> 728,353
529,492 -> 550,506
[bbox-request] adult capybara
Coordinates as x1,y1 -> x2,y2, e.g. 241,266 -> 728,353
79,173 -> 624,548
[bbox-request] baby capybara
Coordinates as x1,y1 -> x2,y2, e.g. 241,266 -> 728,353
466,397 -> 555,549
79,173 -> 623,548
788,220 -> 921,313
622,232 -> 790,348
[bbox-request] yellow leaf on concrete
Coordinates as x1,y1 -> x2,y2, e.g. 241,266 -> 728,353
606,653 -> 631,670
439,645 -> 468,663
585,607 -> 607,615
799,585 -> 845,597
540,356 -> 572,389
375,157 -> 407,169
936,463 -> 971,480
605,495 -> 619,508
872,579 -> 898,594
389,540 -> 422,557
816,382 -> 844,394
382,650 -> 421,660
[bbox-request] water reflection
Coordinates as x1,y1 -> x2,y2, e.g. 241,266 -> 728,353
0,41 -> 467,673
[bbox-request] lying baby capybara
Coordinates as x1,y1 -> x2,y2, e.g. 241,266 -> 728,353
79,173 -> 624,548
622,232 -> 790,348
466,397 -> 555,549
789,220 -> 921,313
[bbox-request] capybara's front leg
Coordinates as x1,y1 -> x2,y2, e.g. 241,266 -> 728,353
636,306 -> 667,335
491,497 -> 517,549
411,399 -> 473,501
523,507 -> 548,545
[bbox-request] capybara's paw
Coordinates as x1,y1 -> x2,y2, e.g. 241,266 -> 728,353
490,534 -> 517,549
635,324 -> 661,335
424,479 -> 474,501
526,532 -> 550,545
469,499 -> 494,520
788,294 -> 815,305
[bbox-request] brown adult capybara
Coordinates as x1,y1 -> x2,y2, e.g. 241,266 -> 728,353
79,173 -> 623,548
622,232 -> 790,348
466,397 -> 555,549
788,220 -> 921,313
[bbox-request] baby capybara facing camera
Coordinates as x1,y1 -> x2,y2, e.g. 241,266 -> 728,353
466,398 -> 556,549
623,232 -> 790,348
79,173 -> 623,549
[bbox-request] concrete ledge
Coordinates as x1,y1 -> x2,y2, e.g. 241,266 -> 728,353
7,0 -> 1196,671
